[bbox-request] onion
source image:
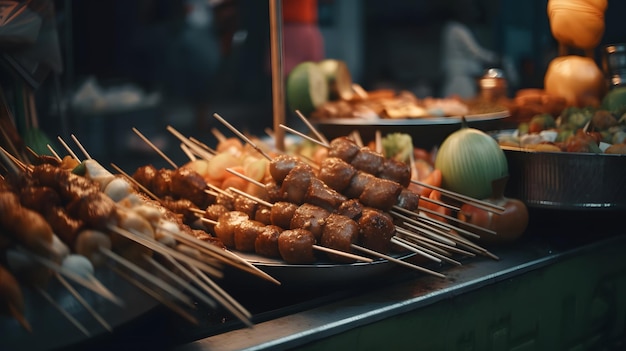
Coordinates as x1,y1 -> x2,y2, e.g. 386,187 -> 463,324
544,55 -> 605,108
434,127 -> 508,199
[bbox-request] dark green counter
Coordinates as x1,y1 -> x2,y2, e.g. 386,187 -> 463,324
176,230 -> 626,351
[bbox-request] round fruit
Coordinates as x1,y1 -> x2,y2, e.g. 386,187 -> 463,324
286,61 -> 329,115
317,59 -> 354,100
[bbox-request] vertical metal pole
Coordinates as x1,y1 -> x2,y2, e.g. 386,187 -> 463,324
269,0 -> 285,151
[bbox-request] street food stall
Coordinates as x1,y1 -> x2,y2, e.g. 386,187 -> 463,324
1,0 -> 625,350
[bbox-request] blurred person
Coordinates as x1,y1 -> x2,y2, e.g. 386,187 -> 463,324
440,0 -> 499,99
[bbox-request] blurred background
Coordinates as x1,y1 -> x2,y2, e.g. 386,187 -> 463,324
1,0 -> 625,167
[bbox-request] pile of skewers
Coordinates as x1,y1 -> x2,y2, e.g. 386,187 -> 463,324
125,112 -> 504,273
0,133 -> 279,343
0,110 -> 506,345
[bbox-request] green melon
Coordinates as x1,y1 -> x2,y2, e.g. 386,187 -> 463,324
317,59 -> 354,101
286,61 -> 329,115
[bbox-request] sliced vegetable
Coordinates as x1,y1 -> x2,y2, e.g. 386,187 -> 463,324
317,59 -> 354,101
286,61 -> 329,115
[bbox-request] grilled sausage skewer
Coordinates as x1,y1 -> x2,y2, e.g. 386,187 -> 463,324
222,188 -> 447,278
199,211 -> 373,265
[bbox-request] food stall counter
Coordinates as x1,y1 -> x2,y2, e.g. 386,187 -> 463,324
176,228 -> 626,351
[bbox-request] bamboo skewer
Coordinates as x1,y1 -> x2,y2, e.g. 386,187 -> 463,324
110,154 -> 278,285
70,134 -> 92,160
393,205 -> 493,237
223,186 -> 452,273
18,248 -> 123,306
395,227 -> 475,257
391,236 -> 462,266
132,127 -> 178,168
47,144 -> 62,161
410,179 -> 505,213
295,110 -> 328,146
159,217 -> 281,285
106,225 -> 223,279
199,214 -> 373,265
212,113 -> 273,161
350,244 -> 445,278
55,273 -> 113,332
279,123 -> 328,148
37,287 -> 91,336
388,236 -> 442,263
185,264 -> 253,327
99,247 -> 196,309
166,125 -> 214,160
161,254 -> 252,328
107,263 -> 198,325
180,143 -> 197,161
56,136 -> 81,162
393,206 -> 481,239
143,255 -> 217,309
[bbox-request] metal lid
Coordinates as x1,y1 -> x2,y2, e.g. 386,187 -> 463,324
483,68 -> 505,79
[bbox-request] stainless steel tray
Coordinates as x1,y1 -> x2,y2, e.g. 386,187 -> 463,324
503,148 -> 626,211
313,111 -> 510,149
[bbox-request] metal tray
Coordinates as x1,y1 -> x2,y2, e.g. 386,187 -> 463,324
503,148 -> 626,211
313,111 -> 511,149
231,251 -> 417,288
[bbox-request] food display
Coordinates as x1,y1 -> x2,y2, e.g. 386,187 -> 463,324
0,145 -> 275,348
4,0 -> 626,347
286,59 -> 509,121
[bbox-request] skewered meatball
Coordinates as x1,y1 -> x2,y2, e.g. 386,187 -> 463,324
278,228 -> 316,264
132,164 -> 158,190
151,168 -> 173,198
269,154 -> 306,184
264,179 -> 284,203
170,167 -> 213,208
44,207 -> 85,248
215,192 -> 235,211
203,204 -> 229,231
233,219 -> 266,252
344,172 -> 377,199
290,203 -> 330,241
233,194 -> 259,218
66,192 -> 117,230
160,197 -> 199,224
359,178 -> 402,211
328,137 -> 361,162
336,198 -> 364,220
350,147 -> 385,175
321,213 -> 359,263
213,211 -> 249,248
280,163 -> 314,204
254,205 -> 272,225
270,201 -> 298,229
254,225 -> 282,258
358,207 -> 396,254
317,157 -> 357,192
396,188 -> 420,211
379,158 -> 412,187
304,177 -> 347,212
19,186 -> 62,214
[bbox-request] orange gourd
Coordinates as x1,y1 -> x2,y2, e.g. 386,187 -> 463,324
547,0 -> 608,50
